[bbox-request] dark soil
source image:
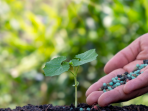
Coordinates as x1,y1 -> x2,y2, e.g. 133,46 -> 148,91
0,103 -> 148,111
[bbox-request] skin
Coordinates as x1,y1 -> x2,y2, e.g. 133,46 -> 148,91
85,33 -> 148,107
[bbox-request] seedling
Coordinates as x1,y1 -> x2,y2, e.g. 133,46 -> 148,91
43,49 -> 98,107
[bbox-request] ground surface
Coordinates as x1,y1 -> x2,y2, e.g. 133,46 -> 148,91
0,103 -> 148,111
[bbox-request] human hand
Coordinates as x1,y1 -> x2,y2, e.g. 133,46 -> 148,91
85,33 -> 148,107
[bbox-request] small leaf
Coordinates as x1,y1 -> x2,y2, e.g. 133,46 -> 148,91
69,61 -> 73,66
43,56 -> 70,76
77,81 -> 79,86
71,49 -> 98,66
72,81 -> 79,87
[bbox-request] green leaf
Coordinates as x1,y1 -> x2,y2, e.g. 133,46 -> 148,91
43,56 -> 70,76
71,49 -> 98,66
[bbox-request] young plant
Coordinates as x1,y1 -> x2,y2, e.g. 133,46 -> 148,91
43,49 -> 98,107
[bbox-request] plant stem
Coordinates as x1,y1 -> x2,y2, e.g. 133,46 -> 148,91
69,71 -> 75,76
75,66 -> 79,74
74,77 -> 77,108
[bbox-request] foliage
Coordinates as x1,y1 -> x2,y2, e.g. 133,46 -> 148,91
43,56 -> 70,76
0,0 -> 148,108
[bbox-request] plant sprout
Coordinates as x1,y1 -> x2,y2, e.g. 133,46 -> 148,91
43,49 -> 98,107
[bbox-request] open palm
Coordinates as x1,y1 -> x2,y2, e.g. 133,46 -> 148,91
86,33 -> 148,107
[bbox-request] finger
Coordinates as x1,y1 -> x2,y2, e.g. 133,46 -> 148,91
136,34 -> 148,59
124,67 -> 148,94
98,85 -> 148,107
104,33 -> 148,74
123,60 -> 143,72
104,36 -> 140,74
86,91 -> 103,105
98,85 -> 125,107
85,68 -> 125,97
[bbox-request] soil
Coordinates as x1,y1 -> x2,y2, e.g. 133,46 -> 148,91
0,103 -> 148,111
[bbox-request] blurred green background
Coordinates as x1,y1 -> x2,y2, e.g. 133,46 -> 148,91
0,0 -> 148,109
